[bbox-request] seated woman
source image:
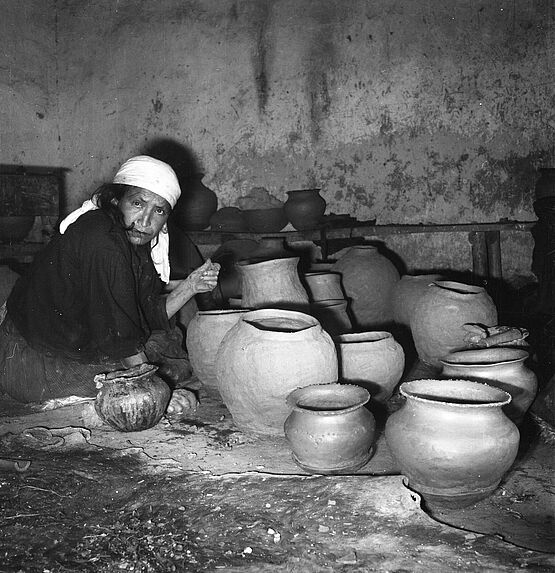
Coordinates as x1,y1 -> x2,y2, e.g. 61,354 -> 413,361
0,155 -> 219,419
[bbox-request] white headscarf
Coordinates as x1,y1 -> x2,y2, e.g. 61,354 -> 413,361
59,156 -> 181,283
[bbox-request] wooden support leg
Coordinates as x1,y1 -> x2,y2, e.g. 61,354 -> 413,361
469,231 -> 488,285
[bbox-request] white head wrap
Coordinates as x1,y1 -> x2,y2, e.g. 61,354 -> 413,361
58,155 -> 181,283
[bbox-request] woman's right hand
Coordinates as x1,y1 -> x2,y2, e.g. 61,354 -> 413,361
185,259 -> 221,294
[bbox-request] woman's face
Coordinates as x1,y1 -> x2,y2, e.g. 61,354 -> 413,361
118,187 -> 171,246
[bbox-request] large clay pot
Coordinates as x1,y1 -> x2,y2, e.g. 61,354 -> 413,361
410,280 -> 498,368
173,174 -> 218,231
391,274 -> 444,327
332,245 -> 400,329
335,331 -> 405,403
310,299 -> 352,336
215,309 -> 338,435
303,272 -> 345,302
385,379 -> 519,508
440,348 -> 538,425
211,239 -> 260,300
284,383 -> 376,474
284,189 -> 326,230
237,257 -> 309,311
186,309 -> 250,394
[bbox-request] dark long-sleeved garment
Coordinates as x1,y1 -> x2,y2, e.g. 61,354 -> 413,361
7,209 -> 170,363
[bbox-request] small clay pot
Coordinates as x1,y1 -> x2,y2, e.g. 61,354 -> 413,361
209,207 -> 246,231
284,189 -> 326,230
243,207 -> 288,232
284,383 -> 376,474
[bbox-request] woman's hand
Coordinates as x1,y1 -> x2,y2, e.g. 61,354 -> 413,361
165,389 -> 199,421
186,259 -> 221,294
165,259 -> 221,319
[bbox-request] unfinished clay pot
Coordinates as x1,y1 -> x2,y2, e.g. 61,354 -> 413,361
391,274 -> 444,327
186,309 -> 250,395
410,281 -> 498,368
303,272 -> 345,302
385,379 -> 519,508
215,309 -> 338,435
332,245 -> 400,329
310,299 -> 352,337
440,347 -> 538,426
237,257 -> 309,311
335,331 -> 405,403
284,383 -> 376,474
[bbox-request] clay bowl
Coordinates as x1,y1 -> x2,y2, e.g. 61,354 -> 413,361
243,207 -> 288,233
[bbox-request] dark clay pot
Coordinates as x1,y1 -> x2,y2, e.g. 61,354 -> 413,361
284,383 -> 376,474
173,174 -> 218,231
385,378 -> 519,508
535,168 -> 555,201
284,189 -> 326,230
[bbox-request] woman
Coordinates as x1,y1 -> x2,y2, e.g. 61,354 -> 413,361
0,155 -> 219,418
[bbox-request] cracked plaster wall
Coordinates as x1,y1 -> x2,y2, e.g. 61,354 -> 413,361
2,0 -> 554,280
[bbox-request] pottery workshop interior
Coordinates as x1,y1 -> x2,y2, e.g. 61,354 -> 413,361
1,1 -> 554,572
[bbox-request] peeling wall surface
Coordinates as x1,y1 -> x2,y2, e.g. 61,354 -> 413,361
2,0 -> 554,280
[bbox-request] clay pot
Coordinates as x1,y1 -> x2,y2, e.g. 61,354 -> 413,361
309,260 -> 336,272
535,168 -> 555,200
0,216 -> 35,243
284,383 -> 376,474
410,281 -> 498,368
211,239 -> 260,300
186,309 -> 250,394
237,257 -> 309,311
335,331 -> 405,403
215,309 -> 338,435
284,189 -> 326,230
332,245 -> 400,329
209,207 -> 246,232
440,348 -> 538,425
303,272 -> 345,302
391,274 -> 444,327
94,364 -> 171,432
243,207 -> 288,232
251,236 -> 292,261
173,174 -> 218,231
311,299 -> 352,336
385,379 -> 519,508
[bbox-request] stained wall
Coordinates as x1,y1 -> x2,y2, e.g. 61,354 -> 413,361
2,0 -> 554,282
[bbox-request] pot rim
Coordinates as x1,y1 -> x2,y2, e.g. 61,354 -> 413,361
399,379 -> 512,408
241,308 -> 320,333
334,331 -> 392,344
431,280 -> 486,295
236,256 -> 299,269
287,383 -> 370,414
440,347 -> 529,366
286,188 -> 321,194
197,309 -> 250,317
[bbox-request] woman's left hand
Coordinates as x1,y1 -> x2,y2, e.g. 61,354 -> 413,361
165,389 -> 199,421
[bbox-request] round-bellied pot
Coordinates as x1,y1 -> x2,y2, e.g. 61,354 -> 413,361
440,348 -> 538,426
284,189 -> 326,230
186,309 -> 250,395
243,207 -> 288,232
215,309 -> 338,435
332,245 -> 400,330
173,174 -> 218,231
209,207 -> 246,232
303,272 -> 345,302
237,257 -> 309,311
335,331 -> 405,404
94,364 -> 171,432
385,379 -> 519,509
535,167 -> 555,200
410,281 -> 498,368
391,274 -> 444,327
310,299 -> 352,336
284,383 -> 376,474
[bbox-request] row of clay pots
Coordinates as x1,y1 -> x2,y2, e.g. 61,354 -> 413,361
174,177 -> 327,232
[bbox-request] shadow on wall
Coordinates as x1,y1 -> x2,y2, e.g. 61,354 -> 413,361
139,137 -> 199,189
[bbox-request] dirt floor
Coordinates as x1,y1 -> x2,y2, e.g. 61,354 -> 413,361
0,379 -> 554,573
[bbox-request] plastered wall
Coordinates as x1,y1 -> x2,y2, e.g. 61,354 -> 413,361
2,0 -> 554,282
